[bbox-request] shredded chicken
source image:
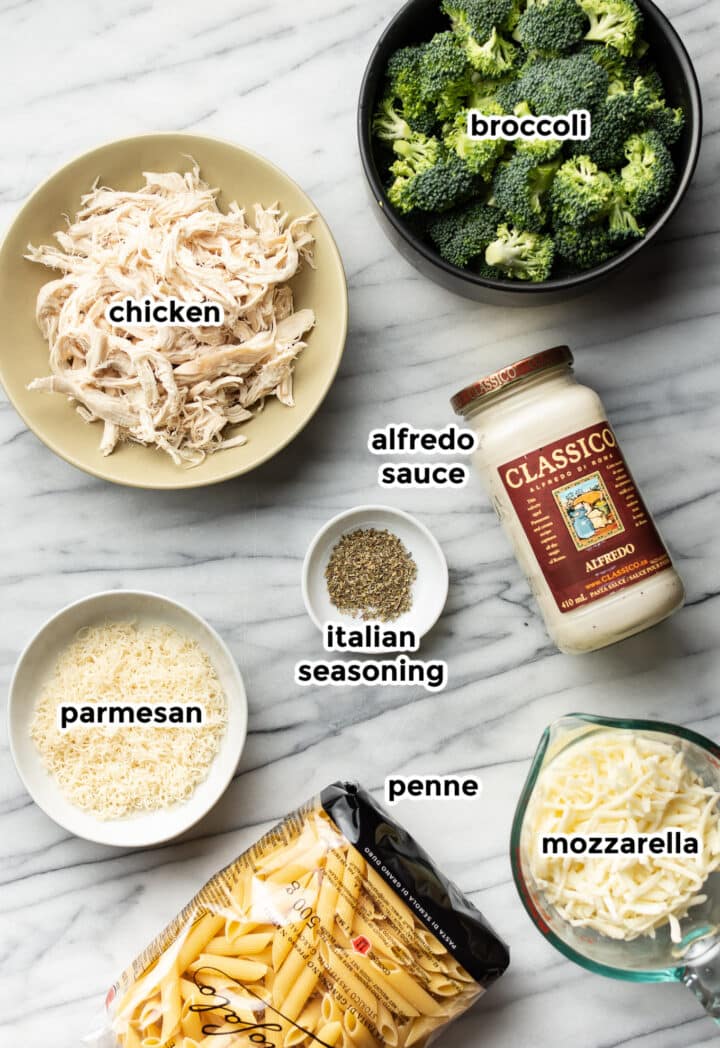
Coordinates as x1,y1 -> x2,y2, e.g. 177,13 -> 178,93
26,162 -> 316,465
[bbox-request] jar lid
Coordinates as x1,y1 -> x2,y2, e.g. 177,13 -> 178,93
451,346 -> 573,415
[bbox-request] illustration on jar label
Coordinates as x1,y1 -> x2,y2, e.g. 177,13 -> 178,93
553,472 -> 624,551
499,422 -> 672,613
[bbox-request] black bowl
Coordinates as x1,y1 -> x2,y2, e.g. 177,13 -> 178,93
357,0 -> 703,304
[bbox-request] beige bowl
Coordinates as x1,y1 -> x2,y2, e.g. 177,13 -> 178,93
0,133 -> 348,489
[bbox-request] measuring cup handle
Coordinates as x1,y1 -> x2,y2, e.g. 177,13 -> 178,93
681,939 -> 720,1021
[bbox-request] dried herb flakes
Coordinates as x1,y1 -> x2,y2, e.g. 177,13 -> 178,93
325,528 -> 417,622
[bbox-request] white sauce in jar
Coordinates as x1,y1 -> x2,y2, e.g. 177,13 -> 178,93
452,347 -> 684,654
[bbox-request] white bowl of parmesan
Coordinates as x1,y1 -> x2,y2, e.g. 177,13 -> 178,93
8,590 -> 247,847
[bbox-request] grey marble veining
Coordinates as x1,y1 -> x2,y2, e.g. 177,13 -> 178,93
1,1 -> 719,1045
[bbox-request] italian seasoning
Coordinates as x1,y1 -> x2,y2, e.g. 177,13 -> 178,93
325,528 -> 417,621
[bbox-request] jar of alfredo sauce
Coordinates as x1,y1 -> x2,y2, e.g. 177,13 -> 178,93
452,347 -> 684,654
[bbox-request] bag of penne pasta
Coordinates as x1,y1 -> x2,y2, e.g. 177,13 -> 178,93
95,783 -> 509,1048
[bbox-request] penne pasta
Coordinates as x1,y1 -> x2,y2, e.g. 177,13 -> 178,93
321,992 -> 342,1026
278,962 -> 321,1024
424,973 -> 463,997
177,914 -> 227,973
317,939 -> 381,1023
136,997 -> 162,1032
316,850 -> 343,928
284,998 -> 322,1045
104,785 -> 508,1048
404,1015 -> 440,1047
372,961 -> 446,1017
189,953 -> 268,984
159,970 -> 182,1042
344,953 -> 419,1019
343,1009 -> 381,1048
180,1000 -> 204,1042
413,928 -> 447,956
376,1003 -> 400,1047
207,932 -> 274,956
336,852 -> 365,936
316,1020 -> 343,1046
120,1024 -> 142,1048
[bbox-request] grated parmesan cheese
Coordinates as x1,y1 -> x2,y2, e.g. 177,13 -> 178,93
30,622 -> 227,819
527,730 -> 720,942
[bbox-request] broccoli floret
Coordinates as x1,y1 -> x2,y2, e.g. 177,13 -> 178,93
554,224 -> 615,268
630,73 -> 662,109
389,141 -> 478,215
417,32 -> 473,119
485,223 -> 554,280
436,79 -> 475,121
647,103 -> 685,146
407,108 -> 441,136
387,179 -> 419,215
427,201 -> 499,266
473,257 -> 510,280
631,75 -> 685,146
492,152 -> 559,231
466,73 -> 517,115
498,50 -> 608,115
495,79 -> 523,111
635,63 -> 664,96
464,27 -> 520,76
620,129 -> 675,218
582,40 -> 636,83
571,66 -> 684,168
512,102 -> 563,160
390,136 -> 442,179
443,0 -> 522,76
442,0 -> 522,40
384,47 -> 442,132
386,46 -> 429,124
550,155 -> 614,225
470,72 -> 517,103
577,0 -> 643,57
387,135 -> 443,213
576,89 -> 639,168
444,102 -> 506,177
606,178 -> 645,242
516,138 -> 564,161
410,152 -> 480,211
514,0 -> 588,55
373,95 -> 414,146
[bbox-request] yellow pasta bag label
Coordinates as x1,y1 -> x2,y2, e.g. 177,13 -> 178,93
101,783 -> 509,1048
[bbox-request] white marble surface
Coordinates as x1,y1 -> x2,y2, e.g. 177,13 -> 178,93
1,1 -> 719,1045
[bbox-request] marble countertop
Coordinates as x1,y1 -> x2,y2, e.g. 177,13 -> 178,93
1,1 -> 719,1045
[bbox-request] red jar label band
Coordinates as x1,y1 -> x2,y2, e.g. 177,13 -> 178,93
499,422 -> 672,613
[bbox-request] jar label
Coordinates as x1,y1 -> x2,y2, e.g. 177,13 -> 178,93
498,422 -> 672,613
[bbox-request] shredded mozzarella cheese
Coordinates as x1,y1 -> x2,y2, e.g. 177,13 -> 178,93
30,622 -> 227,819
527,730 -> 720,941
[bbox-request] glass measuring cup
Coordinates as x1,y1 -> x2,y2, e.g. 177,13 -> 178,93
510,714 -> 720,1020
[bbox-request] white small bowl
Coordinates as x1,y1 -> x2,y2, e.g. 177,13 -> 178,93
8,590 -> 248,848
302,505 -> 449,650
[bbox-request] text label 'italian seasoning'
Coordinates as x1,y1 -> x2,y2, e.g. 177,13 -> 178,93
324,623 -> 419,652
295,655 -> 447,692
